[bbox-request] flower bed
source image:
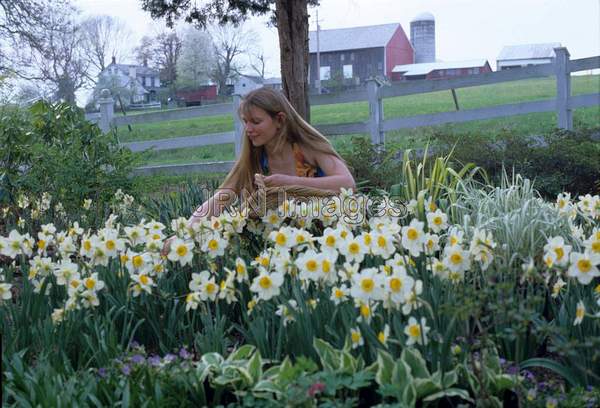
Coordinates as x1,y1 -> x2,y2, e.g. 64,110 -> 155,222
1,181 -> 599,406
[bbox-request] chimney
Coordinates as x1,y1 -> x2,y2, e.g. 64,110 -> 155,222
111,56 -> 116,65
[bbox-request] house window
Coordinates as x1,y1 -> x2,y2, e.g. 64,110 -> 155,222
377,62 -> 383,72
341,53 -> 345,62
350,52 -> 355,61
154,77 -> 159,87
145,76 -> 152,87
343,64 -> 353,79
320,66 -> 331,80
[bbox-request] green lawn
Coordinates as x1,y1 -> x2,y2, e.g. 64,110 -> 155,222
123,75 -> 600,167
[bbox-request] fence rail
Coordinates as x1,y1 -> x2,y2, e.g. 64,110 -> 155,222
86,47 -> 599,176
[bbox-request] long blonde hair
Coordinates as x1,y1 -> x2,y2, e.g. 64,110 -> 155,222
222,87 -> 343,194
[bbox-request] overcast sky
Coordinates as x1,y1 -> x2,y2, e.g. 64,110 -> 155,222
75,0 -> 600,76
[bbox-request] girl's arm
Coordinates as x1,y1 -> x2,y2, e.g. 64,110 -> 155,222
187,184 -> 236,227
260,153 -> 355,192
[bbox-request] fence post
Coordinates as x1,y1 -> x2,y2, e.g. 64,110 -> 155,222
98,89 -> 114,134
554,47 -> 573,130
232,93 -> 243,158
367,79 -> 384,146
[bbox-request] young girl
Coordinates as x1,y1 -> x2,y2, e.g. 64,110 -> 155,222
162,87 -> 355,253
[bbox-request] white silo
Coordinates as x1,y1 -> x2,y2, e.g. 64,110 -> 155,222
410,12 -> 436,63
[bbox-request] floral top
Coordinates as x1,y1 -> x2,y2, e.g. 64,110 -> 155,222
260,143 -> 325,177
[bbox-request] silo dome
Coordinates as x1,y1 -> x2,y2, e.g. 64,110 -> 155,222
411,12 -> 435,22
410,12 -> 435,63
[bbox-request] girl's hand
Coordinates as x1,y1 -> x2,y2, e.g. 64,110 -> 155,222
161,235 -> 176,257
263,174 -> 294,187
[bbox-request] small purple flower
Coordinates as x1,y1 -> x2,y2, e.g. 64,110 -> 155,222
148,355 -> 161,367
97,367 -> 108,378
131,354 -> 145,365
163,353 -> 177,363
506,365 -> 518,375
499,358 -> 506,365
587,385 -> 594,392
179,347 -> 192,359
121,364 -> 131,375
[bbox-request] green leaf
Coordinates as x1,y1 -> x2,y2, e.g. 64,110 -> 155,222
340,350 -> 357,375
519,358 -> 582,387
441,369 -> 458,389
253,380 -> 283,396
375,349 -> 395,385
228,345 -> 256,362
402,381 -> 417,408
201,352 -> 224,367
401,347 -> 430,379
247,352 -> 263,384
313,338 -> 340,371
413,378 -> 441,399
482,344 -> 501,375
492,374 -> 518,393
423,387 -> 473,403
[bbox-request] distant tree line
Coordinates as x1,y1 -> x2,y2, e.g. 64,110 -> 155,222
0,0 -> 266,106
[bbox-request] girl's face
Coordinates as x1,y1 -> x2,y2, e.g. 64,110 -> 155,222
241,105 -> 283,147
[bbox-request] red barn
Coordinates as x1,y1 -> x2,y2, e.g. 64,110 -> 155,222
175,85 -> 218,106
308,23 -> 413,90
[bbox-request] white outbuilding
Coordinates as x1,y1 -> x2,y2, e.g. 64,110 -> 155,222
496,43 -> 561,70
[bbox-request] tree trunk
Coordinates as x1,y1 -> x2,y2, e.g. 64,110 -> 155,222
275,0 -> 310,122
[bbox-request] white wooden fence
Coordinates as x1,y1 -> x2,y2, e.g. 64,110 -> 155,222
86,48 -> 600,176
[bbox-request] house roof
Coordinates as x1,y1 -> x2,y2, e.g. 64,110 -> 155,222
497,43 -> 561,61
309,23 -> 401,53
108,62 -> 159,76
392,59 -> 489,76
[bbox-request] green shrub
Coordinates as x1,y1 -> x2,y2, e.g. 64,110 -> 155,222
0,100 -> 140,224
432,127 -> 600,199
340,137 -> 404,191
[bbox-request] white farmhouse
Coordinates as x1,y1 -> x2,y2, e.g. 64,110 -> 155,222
97,57 -> 162,106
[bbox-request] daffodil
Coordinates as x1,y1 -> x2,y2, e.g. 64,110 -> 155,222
0,283 -> 12,300
275,300 -> 298,327
330,284 -> 349,305
185,292 -> 201,311
567,251 -> 600,285
131,273 -> 154,296
296,249 -> 322,282
350,267 -> 385,302
340,237 -> 367,264
318,227 -> 342,255
350,327 -> 364,349
385,271 -> 415,305
574,300 -> 585,325
250,271 -> 284,301
544,236 -> 572,267
189,271 -> 219,301
269,227 -> 293,250
201,233 -> 227,258
371,232 -> 396,259
167,238 -> 195,266
83,273 -> 105,292
404,316 -> 430,346
234,257 -> 249,282
442,244 -> 471,275
378,324 -> 390,346
426,209 -> 448,233
53,259 -> 79,286
584,233 -> 600,264
401,219 -> 426,257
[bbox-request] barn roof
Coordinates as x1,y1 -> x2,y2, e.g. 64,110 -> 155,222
309,23 -> 401,53
392,59 -> 489,76
497,43 -> 561,61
